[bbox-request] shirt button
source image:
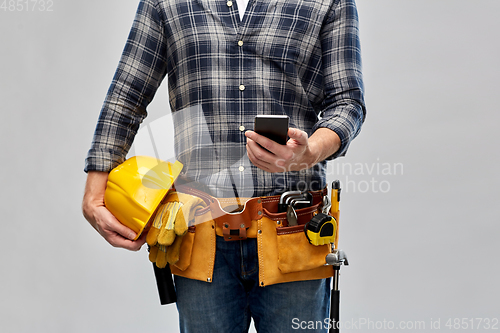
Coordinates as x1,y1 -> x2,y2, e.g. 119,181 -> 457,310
239,166 -> 245,172
227,1 -> 233,7
238,40 -> 244,47
239,125 -> 245,131
239,85 -> 245,91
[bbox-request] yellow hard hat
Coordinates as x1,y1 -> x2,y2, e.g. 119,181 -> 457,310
104,156 -> 183,240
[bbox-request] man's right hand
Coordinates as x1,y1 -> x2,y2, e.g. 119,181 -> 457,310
82,171 -> 146,251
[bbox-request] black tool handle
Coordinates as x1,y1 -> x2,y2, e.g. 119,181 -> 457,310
329,289 -> 340,333
152,263 -> 177,305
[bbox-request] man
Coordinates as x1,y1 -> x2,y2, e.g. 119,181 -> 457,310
82,0 -> 365,331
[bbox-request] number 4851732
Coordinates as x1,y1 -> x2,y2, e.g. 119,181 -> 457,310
1,0 -> 54,11
445,318 -> 499,330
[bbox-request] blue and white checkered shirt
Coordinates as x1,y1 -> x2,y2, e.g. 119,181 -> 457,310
85,0 -> 366,197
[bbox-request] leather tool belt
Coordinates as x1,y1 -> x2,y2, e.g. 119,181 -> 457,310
168,186 -> 335,286
177,186 -> 327,241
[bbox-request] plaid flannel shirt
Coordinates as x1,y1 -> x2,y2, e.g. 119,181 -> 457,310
85,0 -> 366,197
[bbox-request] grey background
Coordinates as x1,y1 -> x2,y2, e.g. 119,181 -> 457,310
1,0 -> 499,332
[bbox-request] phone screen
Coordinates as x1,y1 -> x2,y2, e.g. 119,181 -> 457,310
254,115 -> 289,145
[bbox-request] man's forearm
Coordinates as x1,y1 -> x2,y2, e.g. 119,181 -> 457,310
307,127 -> 342,167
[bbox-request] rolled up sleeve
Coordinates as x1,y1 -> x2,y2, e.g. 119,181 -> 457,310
313,0 -> 366,159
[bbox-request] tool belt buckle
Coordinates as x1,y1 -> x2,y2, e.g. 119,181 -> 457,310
222,218 -> 248,241
210,197 -> 263,241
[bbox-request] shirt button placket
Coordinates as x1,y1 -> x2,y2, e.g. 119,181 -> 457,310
236,8 -> 246,142
238,39 -> 245,92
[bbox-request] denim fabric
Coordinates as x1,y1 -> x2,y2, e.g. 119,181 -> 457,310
174,236 -> 330,333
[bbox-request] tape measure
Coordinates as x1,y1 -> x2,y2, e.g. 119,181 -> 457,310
305,180 -> 341,246
304,213 -> 337,246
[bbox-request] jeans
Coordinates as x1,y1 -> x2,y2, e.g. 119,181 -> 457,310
174,236 -> 331,333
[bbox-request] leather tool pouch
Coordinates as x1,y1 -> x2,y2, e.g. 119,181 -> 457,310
170,208 -> 216,283
257,203 -> 334,286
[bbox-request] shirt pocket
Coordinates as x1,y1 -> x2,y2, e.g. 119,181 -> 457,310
253,1 -> 322,66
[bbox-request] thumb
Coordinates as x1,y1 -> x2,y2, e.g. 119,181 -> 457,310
287,128 -> 308,144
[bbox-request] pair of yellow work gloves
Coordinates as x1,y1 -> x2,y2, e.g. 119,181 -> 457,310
147,192 -> 205,268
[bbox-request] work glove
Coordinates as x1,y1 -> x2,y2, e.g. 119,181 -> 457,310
147,192 -> 205,268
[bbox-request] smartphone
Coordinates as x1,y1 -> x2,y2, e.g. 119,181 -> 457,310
254,115 -> 289,145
